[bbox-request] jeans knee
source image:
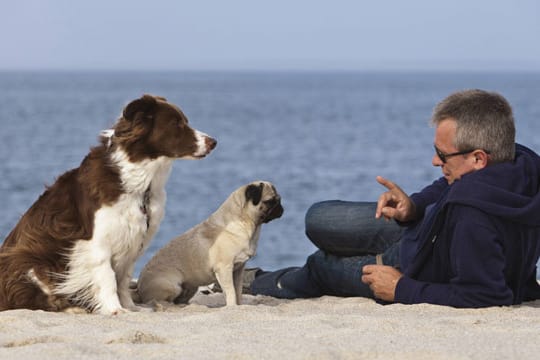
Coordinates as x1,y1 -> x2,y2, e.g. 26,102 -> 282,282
305,200 -> 340,238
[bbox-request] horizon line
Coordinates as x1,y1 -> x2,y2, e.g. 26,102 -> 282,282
1,68 -> 540,74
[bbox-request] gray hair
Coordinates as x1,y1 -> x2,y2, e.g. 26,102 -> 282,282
431,89 -> 515,163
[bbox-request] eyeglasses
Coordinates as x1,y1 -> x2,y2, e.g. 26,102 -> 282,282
433,145 -> 489,163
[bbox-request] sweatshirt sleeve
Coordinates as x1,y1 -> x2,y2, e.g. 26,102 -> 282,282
409,177 -> 448,218
394,205 -> 514,308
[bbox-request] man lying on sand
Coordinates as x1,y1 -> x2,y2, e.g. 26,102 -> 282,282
245,89 -> 540,308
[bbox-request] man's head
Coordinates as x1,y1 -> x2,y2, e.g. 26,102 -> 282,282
431,89 -> 515,184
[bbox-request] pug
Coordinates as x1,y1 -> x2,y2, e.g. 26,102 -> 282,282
135,181 -> 283,306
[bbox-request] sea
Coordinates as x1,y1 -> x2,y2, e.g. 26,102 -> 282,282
0,71 -> 539,278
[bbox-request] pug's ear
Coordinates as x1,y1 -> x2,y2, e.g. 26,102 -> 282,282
245,182 -> 264,206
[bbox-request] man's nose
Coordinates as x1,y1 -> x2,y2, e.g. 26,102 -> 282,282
432,154 -> 443,167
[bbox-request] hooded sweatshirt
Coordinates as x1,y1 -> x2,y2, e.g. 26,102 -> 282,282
395,143 -> 540,308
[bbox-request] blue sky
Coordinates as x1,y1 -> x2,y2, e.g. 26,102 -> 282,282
1,0 -> 539,71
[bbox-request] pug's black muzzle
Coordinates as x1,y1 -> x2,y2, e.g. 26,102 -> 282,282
262,197 -> 284,223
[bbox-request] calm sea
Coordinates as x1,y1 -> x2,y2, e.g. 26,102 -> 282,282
1,71 -> 539,277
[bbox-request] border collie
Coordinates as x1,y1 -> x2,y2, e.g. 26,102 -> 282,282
0,94 -> 216,314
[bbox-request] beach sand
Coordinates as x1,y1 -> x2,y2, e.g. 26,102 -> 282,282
1,292 -> 539,359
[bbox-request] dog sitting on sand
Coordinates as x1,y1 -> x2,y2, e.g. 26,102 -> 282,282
135,181 -> 283,306
0,95 -> 216,314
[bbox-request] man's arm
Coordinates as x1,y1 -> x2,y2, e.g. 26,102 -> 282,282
407,177 -> 448,220
394,206 -> 514,308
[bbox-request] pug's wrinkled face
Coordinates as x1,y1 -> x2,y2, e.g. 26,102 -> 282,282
244,181 -> 284,224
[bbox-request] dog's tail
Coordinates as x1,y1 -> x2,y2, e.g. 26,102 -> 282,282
26,268 -> 86,312
27,268 -> 54,296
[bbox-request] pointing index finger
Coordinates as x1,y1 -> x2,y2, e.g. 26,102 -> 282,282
375,176 -> 397,219
376,176 -> 396,191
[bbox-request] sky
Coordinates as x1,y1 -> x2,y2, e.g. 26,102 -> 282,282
1,0 -> 539,71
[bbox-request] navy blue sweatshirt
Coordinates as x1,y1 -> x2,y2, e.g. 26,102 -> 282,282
395,144 -> 540,307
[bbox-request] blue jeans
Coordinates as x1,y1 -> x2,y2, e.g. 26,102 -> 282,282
251,201 -> 403,299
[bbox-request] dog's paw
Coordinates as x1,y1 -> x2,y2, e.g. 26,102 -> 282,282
111,308 -> 129,316
95,306 -> 129,316
130,304 -> 155,313
63,306 -> 90,314
151,301 -> 167,312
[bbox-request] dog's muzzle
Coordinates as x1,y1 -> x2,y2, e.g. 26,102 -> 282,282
262,197 -> 284,223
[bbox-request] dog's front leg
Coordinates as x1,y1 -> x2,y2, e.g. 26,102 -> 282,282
214,265 -> 238,306
117,272 -> 139,311
90,262 -> 125,315
59,242 -> 125,315
232,264 -> 245,305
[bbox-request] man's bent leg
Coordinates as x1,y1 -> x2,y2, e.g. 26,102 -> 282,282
305,201 -> 402,256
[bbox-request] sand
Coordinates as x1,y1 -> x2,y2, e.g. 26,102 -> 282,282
0,292 -> 539,360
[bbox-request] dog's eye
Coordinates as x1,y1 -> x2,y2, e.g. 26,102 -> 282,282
172,118 -> 185,128
263,199 -> 277,207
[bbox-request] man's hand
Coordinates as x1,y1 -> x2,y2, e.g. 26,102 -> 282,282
361,265 -> 403,302
375,176 -> 416,222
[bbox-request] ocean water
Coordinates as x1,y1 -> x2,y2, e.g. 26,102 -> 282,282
0,71 -> 539,278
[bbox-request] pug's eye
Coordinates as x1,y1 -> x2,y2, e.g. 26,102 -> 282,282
263,199 -> 277,207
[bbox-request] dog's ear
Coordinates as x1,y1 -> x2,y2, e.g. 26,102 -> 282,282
123,94 -> 158,121
245,182 -> 264,206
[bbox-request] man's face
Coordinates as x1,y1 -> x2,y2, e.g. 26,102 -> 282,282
432,118 -> 478,185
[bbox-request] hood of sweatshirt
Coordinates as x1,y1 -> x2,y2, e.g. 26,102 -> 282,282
447,144 -> 540,226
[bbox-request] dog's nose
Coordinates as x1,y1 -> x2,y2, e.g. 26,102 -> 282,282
206,137 -> 217,150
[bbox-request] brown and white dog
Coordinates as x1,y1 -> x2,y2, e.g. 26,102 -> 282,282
0,94 -> 216,314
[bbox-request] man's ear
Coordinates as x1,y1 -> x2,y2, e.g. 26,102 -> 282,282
472,149 -> 490,170
245,183 -> 264,206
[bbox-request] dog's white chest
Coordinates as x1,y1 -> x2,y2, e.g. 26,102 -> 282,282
94,194 -> 152,262
94,153 -> 171,267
